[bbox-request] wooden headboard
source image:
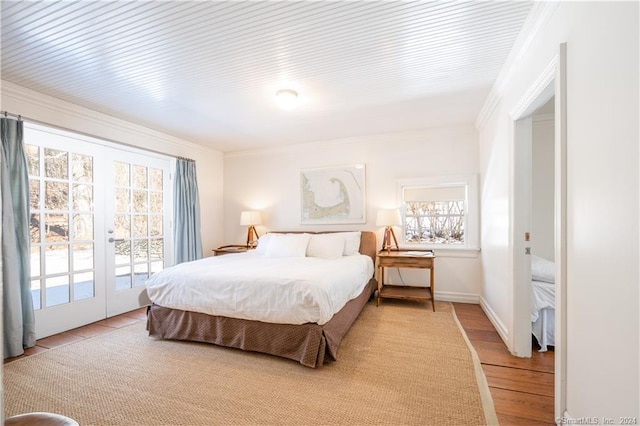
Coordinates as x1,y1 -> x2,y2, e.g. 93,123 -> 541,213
269,231 -> 377,264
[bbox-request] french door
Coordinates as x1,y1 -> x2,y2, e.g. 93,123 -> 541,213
104,151 -> 172,317
25,123 -> 173,338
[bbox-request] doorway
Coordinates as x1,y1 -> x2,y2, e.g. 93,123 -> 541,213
25,122 -> 173,338
510,44 -> 567,419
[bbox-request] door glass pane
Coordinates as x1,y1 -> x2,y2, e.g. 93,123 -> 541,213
115,215 -> 131,239
45,244 -> 69,274
73,243 -> 94,271
73,214 -> 94,241
26,145 -> 39,176
73,184 -> 93,211
149,168 -> 162,190
115,240 -> 131,265
72,154 -> 93,182
30,213 -> 41,244
133,240 -> 148,263
133,215 -> 147,238
149,216 -> 162,236
74,272 -> 94,301
45,181 -> 68,210
31,247 -> 41,277
133,165 -> 147,188
46,275 -> 69,307
45,213 -> 69,242
150,239 -> 163,261
114,162 -> 129,186
115,189 -> 130,212
115,266 -> 131,290
44,148 -> 68,179
133,190 -> 147,212
149,192 -> 162,213
134,263 -> 148,287
29,179 -> 40,209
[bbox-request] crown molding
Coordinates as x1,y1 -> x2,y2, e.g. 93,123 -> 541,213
1,80 -> 218,156
475,1 -> 561,130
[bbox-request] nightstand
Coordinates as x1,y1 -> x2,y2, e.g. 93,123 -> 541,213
212,245 -> 249,256
376,250 -> 436,311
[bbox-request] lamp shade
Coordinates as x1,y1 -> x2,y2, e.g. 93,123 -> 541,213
376,209 -> 401,226
240,211 -> 262,226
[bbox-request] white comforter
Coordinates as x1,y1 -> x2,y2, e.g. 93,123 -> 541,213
531,280 -> 555,322
145,252 -> 374,325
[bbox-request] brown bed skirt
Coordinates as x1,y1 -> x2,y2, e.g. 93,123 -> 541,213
147,278 -> 377,368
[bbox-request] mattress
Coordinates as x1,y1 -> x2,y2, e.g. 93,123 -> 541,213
145,251 -> 374,325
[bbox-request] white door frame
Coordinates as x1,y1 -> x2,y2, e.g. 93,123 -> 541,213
509,43 -> 567,419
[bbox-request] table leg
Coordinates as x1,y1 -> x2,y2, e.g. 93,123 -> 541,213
430,266 -> 435,312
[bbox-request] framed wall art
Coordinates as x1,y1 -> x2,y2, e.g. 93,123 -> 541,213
300,164 -> 366,224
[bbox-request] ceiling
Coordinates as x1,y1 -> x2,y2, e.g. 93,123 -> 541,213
1,1 -> 533,153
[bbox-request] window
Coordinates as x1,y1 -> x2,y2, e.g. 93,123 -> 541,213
397,175 -> 479,251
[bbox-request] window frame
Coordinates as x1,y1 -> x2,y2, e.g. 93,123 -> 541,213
396,175 -> 480,255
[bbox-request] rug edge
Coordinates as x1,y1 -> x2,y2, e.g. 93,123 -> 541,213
450,303 -> 500,426
4,322 -> 145,365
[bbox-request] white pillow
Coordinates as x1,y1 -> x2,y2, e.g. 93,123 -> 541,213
264,233 -> 312,258
306,233 -> 346,259
338,231 -> 361,256
253,233 -> 274,255
531,254 -> 555,284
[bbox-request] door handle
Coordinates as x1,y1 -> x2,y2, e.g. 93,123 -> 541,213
108,238 -> 115,243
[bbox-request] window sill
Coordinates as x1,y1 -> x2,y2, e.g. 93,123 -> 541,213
398,245 -> 480,258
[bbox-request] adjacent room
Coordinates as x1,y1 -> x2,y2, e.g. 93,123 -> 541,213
1,1 -> 638,425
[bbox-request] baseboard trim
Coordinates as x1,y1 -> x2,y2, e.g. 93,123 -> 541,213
479,297 -> 509,346
436,292 -> 480,304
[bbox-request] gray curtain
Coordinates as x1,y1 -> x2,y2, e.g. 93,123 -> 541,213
1,118 -> 36,358
173,158 -> 202,264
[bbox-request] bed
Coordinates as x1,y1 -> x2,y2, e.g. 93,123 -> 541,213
145,231 -> 377,368
531,255 -> 555,352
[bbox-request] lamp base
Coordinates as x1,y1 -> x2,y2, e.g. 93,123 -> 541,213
246,225 -> 260,248
381,226 -> 399,252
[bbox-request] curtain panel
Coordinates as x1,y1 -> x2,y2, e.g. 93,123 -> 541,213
1,118 -> 36,358
173,159 -> 202,264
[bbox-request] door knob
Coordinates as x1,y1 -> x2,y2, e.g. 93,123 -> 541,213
108,238 -> 115,243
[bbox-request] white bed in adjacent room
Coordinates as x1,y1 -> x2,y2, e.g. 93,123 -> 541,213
531,255 -> 556,352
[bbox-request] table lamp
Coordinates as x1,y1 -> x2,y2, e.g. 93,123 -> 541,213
376,209 -> 401,252
240,210 -> 261,248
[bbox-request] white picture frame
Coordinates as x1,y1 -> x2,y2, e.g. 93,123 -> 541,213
300,164 -> 366,224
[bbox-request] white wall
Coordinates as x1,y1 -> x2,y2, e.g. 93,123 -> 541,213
0,81 -> 224,253
532,114 -> 555,260
478,1 -> 639,419
224,126 -> 482,302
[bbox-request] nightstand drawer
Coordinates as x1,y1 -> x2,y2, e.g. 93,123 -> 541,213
377,255 -> 433,268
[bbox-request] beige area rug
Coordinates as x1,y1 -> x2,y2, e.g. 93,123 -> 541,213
4,301 -> 497,425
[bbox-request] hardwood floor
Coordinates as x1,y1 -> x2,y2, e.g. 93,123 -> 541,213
5,303 -> 555,425
453,302 -> 556,425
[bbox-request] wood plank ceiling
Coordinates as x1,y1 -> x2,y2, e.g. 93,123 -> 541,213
1,1 -> 533,152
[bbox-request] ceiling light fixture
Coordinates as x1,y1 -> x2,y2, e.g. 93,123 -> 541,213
275,89 -> 298,111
